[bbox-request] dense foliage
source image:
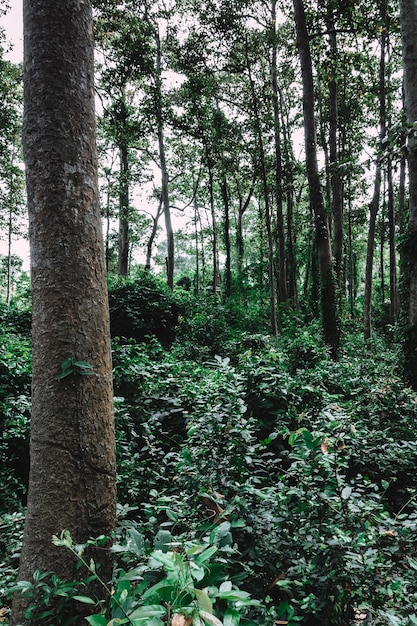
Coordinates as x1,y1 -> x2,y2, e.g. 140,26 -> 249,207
2,279 -> 417,625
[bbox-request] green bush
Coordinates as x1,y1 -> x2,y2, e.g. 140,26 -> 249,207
108,273 -> 180,348
0,331 -> 31,513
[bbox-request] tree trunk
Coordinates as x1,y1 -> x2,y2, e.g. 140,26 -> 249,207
235,174 -> 255,289
155,26 -> 174,290
205,144 -> 220,294
144,196 -> 163,271
246,41 -> 278,337
221,175 -> 232,299
118,116 -> 130,276
326,1 -> 344,296
400,0 -> 417,387
363,27 -> 387,345
271,0 -> 287,303
387,158 -> 398,320
11,1 -> 116,624
279,85 -> 298,306
293,0 -> 340,357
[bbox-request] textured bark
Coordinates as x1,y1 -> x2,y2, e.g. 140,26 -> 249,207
387,159 -> 398,320
363,28 -> 386,345
271,0 -> 287,303
155,27 -> 174,290
293,0 -> 340,357
117,99 -> 130,276
326,2 -> 344,294
11,1 -> 116,624
246,41 -> 278,337
401,0 -> 417,387
221,175 -> 232,299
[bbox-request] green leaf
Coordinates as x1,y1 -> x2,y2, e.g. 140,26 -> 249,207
223,608 -> 240,626
73,595 -> 96,604
407,556 -> 417,571
150,550 -> 177,569
128,604 -> 167,619
86,616 -> 108,626
341,486 -> 352,500
166,508 -> 179,522
195,588 -> 213,613
217,589 -> 251,601
302,430 -> 316,449
73,360 -> 93,369
195,545 -> 217,565
199,610 -> 223,626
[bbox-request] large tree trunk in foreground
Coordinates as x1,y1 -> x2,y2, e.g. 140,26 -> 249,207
11,1 -> 116,624
293,0 -> 340,357
401,0 -> 417,388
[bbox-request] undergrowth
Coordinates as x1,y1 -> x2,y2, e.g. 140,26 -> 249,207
1,294 -> 417,625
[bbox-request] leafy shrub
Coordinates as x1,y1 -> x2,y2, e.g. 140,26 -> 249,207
0,331 -> 31,512
108,273 -> 180,348
8,527 -> 268,626
0,302 -> 31,336
173,295 -> 231,360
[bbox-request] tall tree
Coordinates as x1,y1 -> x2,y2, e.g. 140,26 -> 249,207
364,21 -> 388,345
11,2 -> 116,624
293,0 -> 340,357
400,0 -> 417,388
271,0 -> 288,303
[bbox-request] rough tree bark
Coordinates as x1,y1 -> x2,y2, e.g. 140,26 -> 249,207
400,0 -> 417,388
245,39 -> 278,337
326,0 -> 344,296
11,1 -> 116,623
293,0 -> 340,357
155,26 -> 175,290
271,0 -> 288,303
117,96 -> 130,277
363,26 -> 387,345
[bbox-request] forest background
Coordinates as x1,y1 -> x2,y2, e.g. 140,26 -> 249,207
2,0 -> 417,625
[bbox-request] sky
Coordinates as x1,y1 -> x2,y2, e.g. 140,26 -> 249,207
1,6 -> 27,274
3,0 -> 23,63
0,1 -> 27,269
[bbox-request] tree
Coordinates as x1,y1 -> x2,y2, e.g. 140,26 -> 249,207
11,1 -> 116,624
0,58 -> 25,303
363,25 -> 386,346
400,0 -> 417,388
293,0 -> 340,357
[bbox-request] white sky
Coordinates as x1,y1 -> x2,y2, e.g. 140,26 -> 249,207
3,0 -> 23,63
0,1 -> 27,269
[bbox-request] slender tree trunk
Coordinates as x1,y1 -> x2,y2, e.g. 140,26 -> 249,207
327,2 -> 344,296
205,144 -> 220,294
380,204 -> 386,305
271,0 -> 287,303
235,175 -> 255,289
387,158 -> 398,319
246,42 -> 278,337
194,197 -> 200,294
293,0 -> 340,356
279,86 -> 298,306
155,27 -> 174,289
118,111 -> 130,276
400,0 -> 417,387
6,191 -> 13,304
221,175 -> 232,299
11,2 -> 116,624
5,143 -> 18,304
145,196 -> 163,271
347,190 -> 355,317
364,27 -> 387,345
